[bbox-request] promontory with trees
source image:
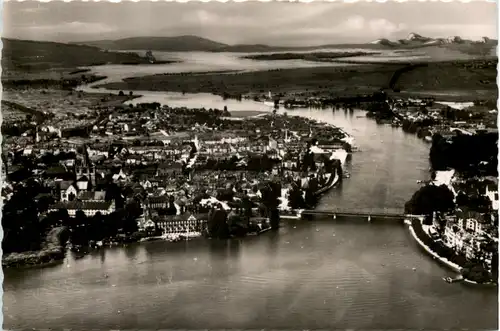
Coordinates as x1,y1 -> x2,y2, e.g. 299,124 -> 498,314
405,128 -> 498,285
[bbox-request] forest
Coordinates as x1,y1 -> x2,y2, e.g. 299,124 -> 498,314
430,132 -> 498,177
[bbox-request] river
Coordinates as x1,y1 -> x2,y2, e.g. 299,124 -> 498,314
3,58 -> 498,329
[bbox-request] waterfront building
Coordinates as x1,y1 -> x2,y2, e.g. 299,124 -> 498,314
48,200 -> 116,217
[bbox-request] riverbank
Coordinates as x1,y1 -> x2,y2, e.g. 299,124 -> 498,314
409,218 -> 497,286
3,227 -> 69,268
409,219 -> 462,272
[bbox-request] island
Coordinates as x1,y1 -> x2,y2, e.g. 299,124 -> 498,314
241,51 -> 379,62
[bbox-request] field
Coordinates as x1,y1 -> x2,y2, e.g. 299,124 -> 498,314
2,88 -> 137,128
98,60 -> 498,101
100,65 -> 398,95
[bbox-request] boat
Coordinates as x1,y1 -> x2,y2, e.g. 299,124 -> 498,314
247,219 -> 272,235
442,275 -> 464,284
443,277 -> 453,283
179,231 -> 202,240
162,233 -> 182,242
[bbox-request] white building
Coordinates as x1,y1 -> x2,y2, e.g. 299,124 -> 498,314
48,200 -> 115,217
485,185 -> 499,211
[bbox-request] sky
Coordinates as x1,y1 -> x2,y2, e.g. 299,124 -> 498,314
3,1 -> 498,46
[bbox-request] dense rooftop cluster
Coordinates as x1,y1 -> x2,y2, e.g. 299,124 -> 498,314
2,97 -> 350,259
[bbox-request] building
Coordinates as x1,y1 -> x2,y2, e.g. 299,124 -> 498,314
145,196 -> 169,209
49,200 -> 115,217
78,191 -> 107,201
485,184 -> 499,211
59,181 -> 78,202
152,213 -> 206,234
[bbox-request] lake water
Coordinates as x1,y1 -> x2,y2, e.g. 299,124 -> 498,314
81,48 -> 438,85
4,56 -> 498,329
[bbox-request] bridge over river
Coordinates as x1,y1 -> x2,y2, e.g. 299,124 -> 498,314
298,208 -> 423,221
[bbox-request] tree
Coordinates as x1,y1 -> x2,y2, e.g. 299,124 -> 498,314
260,182 -> 281,229
404,184 -> 455,216
75,210 -> 87,224
207,207 -> 229,239
288,185 -> 305,210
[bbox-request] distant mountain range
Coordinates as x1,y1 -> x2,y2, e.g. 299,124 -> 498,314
370,32 -> 497,47
71,33 -> 497,53
3,32 -> 497,76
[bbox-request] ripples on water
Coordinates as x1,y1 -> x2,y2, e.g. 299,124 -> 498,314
4,221 -> 498,329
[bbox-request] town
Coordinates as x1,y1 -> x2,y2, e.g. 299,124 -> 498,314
2,1 -> 499,329
2,87 -> 351,266
2,83 -> 498,287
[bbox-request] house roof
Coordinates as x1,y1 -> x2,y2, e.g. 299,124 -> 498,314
46,166 -> 67,175
147,196 -> 168,204
158,162 -> 183,170
50,200 -> 112,211
79,191 -> 107,201
456,209 -> 488,223
155,212 -> 207,223
59,180 -> 75,190
77,175 -> 89,182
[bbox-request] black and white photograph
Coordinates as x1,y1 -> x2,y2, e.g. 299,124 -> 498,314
1,0 -> 498,329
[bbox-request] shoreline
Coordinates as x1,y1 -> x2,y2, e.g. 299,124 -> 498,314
408,219 -> 497,287
408,220 -> 462,273
2,227 -> 69,269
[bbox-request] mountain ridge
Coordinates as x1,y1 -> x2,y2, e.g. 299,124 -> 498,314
70,33 -> 498,52
370,32 -> 497,47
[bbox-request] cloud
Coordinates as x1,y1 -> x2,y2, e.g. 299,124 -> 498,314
267,16 -> 408,45
21,7 -> 49,13
343,16 -> 365,30
2,1 -> 496,45
26,22 -> 117,35
368,19 -> 407,36
335,16 -> 407,37
418,24 -> 497,39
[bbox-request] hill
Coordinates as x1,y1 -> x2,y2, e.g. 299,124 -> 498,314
1,38 -> 165,76
71,35 -> 229,52
71,35 -> 399,52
